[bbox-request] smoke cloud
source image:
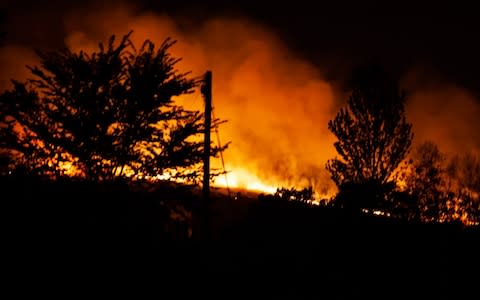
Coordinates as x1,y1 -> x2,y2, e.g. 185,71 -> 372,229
0,46 -> 37,90
403,67 -> 480,156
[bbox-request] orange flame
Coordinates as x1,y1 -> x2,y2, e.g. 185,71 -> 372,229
213,167 -> 278,194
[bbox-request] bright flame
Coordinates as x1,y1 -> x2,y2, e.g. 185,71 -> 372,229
58,161 -> 82,177
213,167 -> 277,194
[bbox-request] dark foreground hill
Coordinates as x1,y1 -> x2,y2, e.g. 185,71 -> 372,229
2,176 -> 479,298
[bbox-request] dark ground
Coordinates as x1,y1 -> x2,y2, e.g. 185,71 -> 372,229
2,177 -> 479,298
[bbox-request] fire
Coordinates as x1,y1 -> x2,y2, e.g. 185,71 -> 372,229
2,5 -> 339,202
213,167 -> 277,194
59,9 -> 339,203
2,3 -> 478,224
55,155 -> 280,195
58,161 -> 82,177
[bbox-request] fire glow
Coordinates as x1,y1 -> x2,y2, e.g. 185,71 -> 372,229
213,167 -> 277,194
57,6 -> 340,197
1,3 -> 479,223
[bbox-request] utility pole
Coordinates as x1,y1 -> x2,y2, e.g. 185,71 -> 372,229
201,71 -> 212,202
199,70 -> 212,241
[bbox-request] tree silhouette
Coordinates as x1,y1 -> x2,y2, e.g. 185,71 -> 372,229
448,152 -> 480,195
0,83 -> 53,176
393,143 -> 480,225
445,152 -> 480,225
401,142 -> 449,221
0,32 -> 226,181
327,64 -> 413,210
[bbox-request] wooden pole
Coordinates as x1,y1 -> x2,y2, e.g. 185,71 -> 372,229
199,71 -> 213,241
202,71 -> 212,202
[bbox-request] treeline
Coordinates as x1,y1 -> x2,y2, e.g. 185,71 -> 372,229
322,65 -> 479,225
275,65 -> 479,225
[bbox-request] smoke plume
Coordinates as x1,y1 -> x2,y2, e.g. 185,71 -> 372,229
402,67 -> 480,156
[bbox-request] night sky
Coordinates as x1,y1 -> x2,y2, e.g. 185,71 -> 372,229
1,0 -> 479,96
